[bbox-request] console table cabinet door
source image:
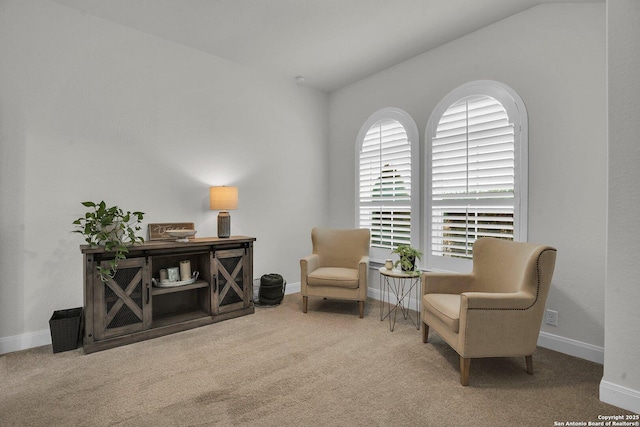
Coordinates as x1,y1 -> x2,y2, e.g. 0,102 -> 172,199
94,257 -> 151,340
82,236 -> 255,353
214,247 -> 251,314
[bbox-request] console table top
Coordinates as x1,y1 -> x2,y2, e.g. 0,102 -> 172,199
80,235 -> 256,254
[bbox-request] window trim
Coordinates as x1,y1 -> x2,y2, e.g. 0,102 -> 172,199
424,80 -> 528,272
355,107 -> 420,263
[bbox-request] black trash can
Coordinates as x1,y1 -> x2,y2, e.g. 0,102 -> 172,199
49,307 -> 83,353
258,274 -> 286,305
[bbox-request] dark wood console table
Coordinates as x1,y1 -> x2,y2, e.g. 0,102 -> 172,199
81,236 -> 255,353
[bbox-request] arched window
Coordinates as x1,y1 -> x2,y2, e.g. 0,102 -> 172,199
425,81 -> 528,272
357,108 -> 419,262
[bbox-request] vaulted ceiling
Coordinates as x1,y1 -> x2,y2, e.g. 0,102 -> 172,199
50,0 -> 601,92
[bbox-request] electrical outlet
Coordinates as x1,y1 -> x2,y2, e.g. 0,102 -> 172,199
545,309 -> 558,326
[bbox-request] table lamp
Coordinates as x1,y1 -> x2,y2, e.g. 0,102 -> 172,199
209,186 -> 238,238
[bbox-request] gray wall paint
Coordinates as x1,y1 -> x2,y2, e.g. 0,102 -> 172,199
3,0 -> 637,413
329,3 -> 606,347
603,0 -> 640,414
0,0 -> 329,339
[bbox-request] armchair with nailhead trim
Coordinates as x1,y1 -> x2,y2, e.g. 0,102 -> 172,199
421,237 -> 557,386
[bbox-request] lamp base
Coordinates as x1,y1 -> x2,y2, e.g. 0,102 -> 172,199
217,211 -> 231,238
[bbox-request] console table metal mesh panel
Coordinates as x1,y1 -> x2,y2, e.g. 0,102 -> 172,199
82,236 -> 255,353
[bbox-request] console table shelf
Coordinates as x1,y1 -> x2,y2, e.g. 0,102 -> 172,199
151,280 -> 209,295
81,236 -> 255,353
151,309 -> 210,329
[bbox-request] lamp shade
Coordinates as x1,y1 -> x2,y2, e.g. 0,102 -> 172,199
209,186 -> 238,211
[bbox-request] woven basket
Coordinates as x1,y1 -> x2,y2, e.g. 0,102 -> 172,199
258,274 -> 286,305
49,307 -> 83,353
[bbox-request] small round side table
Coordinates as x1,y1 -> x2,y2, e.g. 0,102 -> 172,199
378,267 -> 421,332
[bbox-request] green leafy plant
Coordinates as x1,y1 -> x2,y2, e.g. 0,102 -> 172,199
73,201 -> 145,282
391,244 -> 423,272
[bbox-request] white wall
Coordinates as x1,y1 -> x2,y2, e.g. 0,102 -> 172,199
0,0 -> 329,349
601,0 -> 640,414
329,3 -> 607,355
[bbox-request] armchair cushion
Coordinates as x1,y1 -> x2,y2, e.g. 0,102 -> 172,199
300,227 -> 371,318
461,291 -> 535,310
308,267 -> 359,289
424,294 -> 461,333
420,237 -> 557,386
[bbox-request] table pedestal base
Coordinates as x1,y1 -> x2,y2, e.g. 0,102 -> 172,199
379,268 -> 421,332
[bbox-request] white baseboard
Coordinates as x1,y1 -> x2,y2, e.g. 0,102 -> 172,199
285,281 -> 301,295
600,380 -> 640,414
0,330 -> 51,355
367,291 -> 605,365
2,307 -> 637,414
302,285 -> 608,367
536,331 -> 604,364
0,287 -> 609,372
1,284 -> 303,356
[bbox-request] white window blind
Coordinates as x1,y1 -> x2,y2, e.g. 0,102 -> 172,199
431,95 -> 515,259
359,119 -> 412,250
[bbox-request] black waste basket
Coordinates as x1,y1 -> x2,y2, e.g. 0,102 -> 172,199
258,274 -> 286,305
49,307 -> 83,353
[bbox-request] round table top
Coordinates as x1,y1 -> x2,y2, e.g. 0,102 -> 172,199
378,266 -> 421,278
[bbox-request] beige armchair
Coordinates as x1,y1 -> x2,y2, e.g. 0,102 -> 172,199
421,237 -> 557,386
300,227 -> 370,318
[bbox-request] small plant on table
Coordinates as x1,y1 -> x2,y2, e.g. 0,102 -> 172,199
73,201 -> 145,282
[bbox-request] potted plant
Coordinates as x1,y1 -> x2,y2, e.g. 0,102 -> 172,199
392,244 -> 423,272
73,201 -> 145,282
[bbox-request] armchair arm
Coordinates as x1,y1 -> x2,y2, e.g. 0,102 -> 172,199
358,255 -> 369,282
300,254 -> 320,276
358,255 -> 369,270
421,272 -> 475,295
458,291 -> 542,357
461,291 -> 535,310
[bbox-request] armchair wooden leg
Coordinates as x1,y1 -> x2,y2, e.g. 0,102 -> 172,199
422,322 -> 429,343
460,357 -> 471,386
358,301 -> 364,318
303,296 -> 308,313
525,355 -> 533,375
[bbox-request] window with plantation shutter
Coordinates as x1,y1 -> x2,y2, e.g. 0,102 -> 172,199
357,108 -> 419,262
426,81 -> 528,272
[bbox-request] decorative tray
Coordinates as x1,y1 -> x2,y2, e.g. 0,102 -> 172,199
152,271 -> 200,288
165,229 -> 197,242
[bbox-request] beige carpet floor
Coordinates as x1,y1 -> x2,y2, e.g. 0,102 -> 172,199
0,294 -> 634,426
